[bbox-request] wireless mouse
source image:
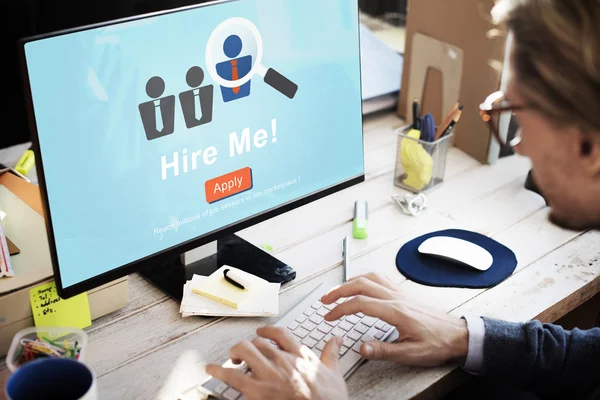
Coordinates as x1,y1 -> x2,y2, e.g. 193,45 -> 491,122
417,236 -> 493,271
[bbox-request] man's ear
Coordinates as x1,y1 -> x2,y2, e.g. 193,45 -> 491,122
580,134 -> 600,177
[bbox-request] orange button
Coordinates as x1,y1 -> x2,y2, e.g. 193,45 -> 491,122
205,167 -> 253,203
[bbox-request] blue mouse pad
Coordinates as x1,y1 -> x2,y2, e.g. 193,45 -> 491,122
396,229 -> 518,288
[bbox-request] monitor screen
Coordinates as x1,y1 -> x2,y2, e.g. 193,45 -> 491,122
22,0 -> 364,294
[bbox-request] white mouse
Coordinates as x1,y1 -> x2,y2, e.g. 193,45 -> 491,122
418,236 -> 493,271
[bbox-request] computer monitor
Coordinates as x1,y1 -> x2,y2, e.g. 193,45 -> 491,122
20,0 -> 364,300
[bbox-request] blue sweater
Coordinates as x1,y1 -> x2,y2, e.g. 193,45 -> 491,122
482,317 -> 600,399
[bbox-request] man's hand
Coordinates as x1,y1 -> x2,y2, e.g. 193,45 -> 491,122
205,326 -> 348,400
321,273 -> 469,367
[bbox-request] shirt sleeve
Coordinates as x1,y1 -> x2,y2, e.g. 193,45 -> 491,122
461,315 -> 485,374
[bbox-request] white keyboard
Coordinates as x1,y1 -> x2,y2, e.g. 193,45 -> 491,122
194,284 -> 398,400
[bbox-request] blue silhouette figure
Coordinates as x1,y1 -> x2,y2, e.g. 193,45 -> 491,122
216,35 -> 252,102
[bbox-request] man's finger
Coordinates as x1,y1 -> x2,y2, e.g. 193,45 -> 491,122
324,296 -> 398,323
206,364 -> 257,393
320,335 -> 343,370
253,337 -> 292,367
351,272 -> 399,292
321,277 -> 397,305
359,341 -> 426,365
256,326 -> 302,357
229,340 -> 275,379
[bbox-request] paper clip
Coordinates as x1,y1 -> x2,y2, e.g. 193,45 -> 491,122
391,193 -> 428,217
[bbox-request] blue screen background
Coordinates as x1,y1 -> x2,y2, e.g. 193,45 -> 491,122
24,0 -> 364,288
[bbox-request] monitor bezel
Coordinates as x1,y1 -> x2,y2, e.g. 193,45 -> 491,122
18,0 -> 365,299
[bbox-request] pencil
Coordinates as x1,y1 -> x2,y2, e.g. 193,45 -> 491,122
441,107 -> 463,138
435,102 -> 461,140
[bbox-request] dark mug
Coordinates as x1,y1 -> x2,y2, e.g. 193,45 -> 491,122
5,358 -> 97,400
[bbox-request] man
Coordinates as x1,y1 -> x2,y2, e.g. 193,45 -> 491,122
206,0 -> 600,398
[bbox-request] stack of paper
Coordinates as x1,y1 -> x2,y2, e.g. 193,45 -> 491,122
179,266 -> 280,318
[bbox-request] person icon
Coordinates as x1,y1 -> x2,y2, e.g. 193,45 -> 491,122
216,34 -> 252,102
179,66 -> 214,129
138,76 -> 176,141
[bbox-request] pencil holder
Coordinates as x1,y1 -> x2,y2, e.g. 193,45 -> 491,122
393,125 -> 453,193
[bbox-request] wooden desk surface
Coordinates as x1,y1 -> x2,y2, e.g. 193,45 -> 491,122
1,112 -> 598,400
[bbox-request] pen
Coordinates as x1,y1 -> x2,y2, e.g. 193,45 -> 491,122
223,268 -> 246,290
412,98 -> 420,130
342,236 -> 350,282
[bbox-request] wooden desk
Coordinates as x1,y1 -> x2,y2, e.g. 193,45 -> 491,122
1,112 -> 598,400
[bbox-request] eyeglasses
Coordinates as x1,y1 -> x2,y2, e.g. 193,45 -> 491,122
479,91 -> 525,149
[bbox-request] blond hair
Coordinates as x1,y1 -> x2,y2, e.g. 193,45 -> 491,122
492,0 -> 600,134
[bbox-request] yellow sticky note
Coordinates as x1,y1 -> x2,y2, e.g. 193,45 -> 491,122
29,281 -> 92,329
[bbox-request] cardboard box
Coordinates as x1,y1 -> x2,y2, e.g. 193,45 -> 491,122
0,169 -> 128,356
398,0 -> 508,163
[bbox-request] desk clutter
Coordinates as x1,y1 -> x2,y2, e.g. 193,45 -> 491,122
394,100 -> 463,193
5,326 -> 87,372
180,266 -> 280,317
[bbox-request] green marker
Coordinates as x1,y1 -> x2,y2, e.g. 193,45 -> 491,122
353,200 -> 368,239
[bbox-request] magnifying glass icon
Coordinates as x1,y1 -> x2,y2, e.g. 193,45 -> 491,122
206,17 -> 298,99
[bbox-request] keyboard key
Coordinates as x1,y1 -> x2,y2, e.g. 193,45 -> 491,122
316,341 -> 326,351
214,382 -> 229,394
301,337 -> 318,348
287,322 -> 299,331
375,321 -> 385,330
313,349 -> 322,358
317,323 -> 332,334
310,330 -> 326,341
323,333 -> 333,343
339,346 -> 349,356
361,334 -> 375,343
340,347 -> 363,371
356,312 -> 365,318
316,308 -> 329,317
338,321 -> 353,331
239,396 -> 248,400
293,327 -> 310,339
323,303 -> 335,310
296,314 -> 308,323
345,315 -> 360,325
381,323 -> 392,332
335,297 -> 347,305
347,330 -> 362,341
361,317 -> 377,327
223,387 -> 240,400
301,321 -> 317,332
331,327 -> 345,337
343,337 -> 355,348
303,308 -> 315,316
354,324 -> 368,334
375,331 -> 384,340
309,315 -> 323,325
352,341 -> 363,353
311,301 -> 322,310
324,319 -> 340,327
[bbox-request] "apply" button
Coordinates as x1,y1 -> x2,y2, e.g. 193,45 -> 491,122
205,167 -> 253,203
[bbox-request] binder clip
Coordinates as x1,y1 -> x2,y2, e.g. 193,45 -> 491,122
392,193 -> 428,217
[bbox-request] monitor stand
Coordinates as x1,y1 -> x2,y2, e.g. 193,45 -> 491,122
138,234 -> 296,301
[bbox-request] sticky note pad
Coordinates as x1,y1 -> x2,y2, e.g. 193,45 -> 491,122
29,281 -> 92,329
192,266 -> 253,309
